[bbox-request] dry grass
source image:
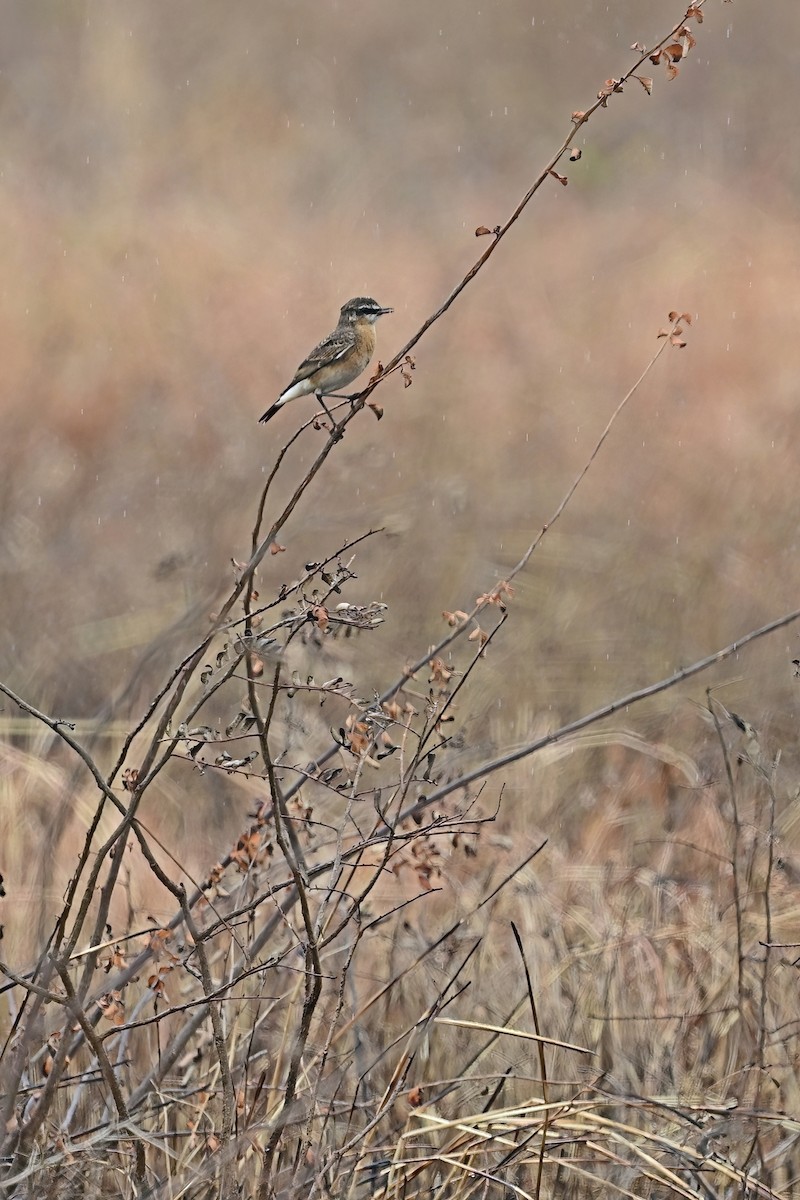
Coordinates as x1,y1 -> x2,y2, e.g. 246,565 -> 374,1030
2,2 -> 800,1197
3,708 -> 800,1198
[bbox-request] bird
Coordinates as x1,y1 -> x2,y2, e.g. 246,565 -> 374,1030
259,296 -> 393,425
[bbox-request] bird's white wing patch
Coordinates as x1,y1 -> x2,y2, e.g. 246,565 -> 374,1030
325,341 -> 352,363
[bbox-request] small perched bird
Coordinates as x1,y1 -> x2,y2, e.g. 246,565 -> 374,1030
259,296 -> 393,425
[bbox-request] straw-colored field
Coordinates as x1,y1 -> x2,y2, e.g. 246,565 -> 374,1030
2,4 -> 800,1197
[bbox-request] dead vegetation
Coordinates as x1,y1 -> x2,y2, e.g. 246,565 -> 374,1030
2,3 -> 800,1198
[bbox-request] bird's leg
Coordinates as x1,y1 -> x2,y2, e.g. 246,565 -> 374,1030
315,391 -> 344,437
315,391 -> 335,422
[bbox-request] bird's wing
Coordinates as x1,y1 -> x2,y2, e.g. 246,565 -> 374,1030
289,328 -> 357,385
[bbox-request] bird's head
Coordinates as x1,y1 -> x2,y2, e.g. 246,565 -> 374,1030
339,297 -> 393,326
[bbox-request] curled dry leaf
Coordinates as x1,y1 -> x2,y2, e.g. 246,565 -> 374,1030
346,720 -> 371,756
597,78 -> 623,105
96,992 -> 126,1026
206,862 -> 225,887
477,580 -> 514,607
269,542 -> 286,555
122,768 -> 139,792
475,225 -> 492,237
146,927 -> 179,963
442,609 -> 470,626
231,829 -> 263,870
146,966 -> 172,995
367,399 -> 384,420
635,75 -> 653,94
103,944 -> 127,973
310,604 -> 329,631
549,168 -> 568,187
569,147 -> 582,161
429,658 -> 454,684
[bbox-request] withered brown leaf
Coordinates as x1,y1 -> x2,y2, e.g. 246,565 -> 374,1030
310,604 -> 329,631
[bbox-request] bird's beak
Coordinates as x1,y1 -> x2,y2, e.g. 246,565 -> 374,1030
379,307 -> 394,315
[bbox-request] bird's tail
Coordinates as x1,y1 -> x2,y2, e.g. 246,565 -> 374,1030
258,400 -> 282,424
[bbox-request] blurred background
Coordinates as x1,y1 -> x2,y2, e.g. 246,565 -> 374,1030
1,1 -> 799,851
4,11 -> 800,1179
